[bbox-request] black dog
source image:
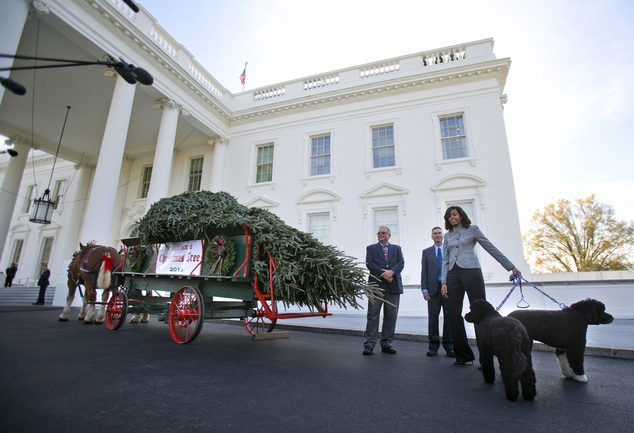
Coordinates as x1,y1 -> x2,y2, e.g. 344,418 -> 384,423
465,299 -> 536,401
508,298 -> 613,383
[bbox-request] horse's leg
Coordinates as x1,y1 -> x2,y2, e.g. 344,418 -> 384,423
84,284 -> 97,324
58,279 -> 77,321
77,283 -> 87,320
141,290 -> 152,323
95,288 -> 109,324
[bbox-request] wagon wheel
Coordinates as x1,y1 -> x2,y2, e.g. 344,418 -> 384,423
243,300 -> 277,335
168,286 -> 204,344
105,290 -> 128,330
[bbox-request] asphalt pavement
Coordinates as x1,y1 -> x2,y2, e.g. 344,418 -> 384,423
1,306 -> 633,433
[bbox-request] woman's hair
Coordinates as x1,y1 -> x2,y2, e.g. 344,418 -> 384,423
444,206 -> 471,231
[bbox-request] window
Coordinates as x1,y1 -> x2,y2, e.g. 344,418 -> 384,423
448,200 -> 475,224
40,237 -> 54,267
139,165 -> 153,199
52,179 -> 67,210
188,157 -> 203,192
310,135 -> 330,176
11,239 -> 24,266
308,213 -> 330,244
371,125 -> 395,168
256,144 -> 274,183
440,115 -> 468,159
374,208 -> 399,245
22,185 -> 35,214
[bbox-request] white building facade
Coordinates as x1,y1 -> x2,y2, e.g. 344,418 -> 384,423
0,0 -> 529,292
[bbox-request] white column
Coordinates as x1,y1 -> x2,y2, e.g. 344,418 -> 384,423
145,98 -> 188,210
209,137 -> 228,192
0,0 -> 29,105
0,137 -> 30,263
79,75 -> 135,245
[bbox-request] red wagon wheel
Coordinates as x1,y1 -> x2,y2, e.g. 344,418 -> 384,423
168,286 -> 204,344
105,290 -> 128,330
243,300 -> 277,335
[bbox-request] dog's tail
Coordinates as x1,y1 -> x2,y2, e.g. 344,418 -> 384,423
509,329 -> 528,377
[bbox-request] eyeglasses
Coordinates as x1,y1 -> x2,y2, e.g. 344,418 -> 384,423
377,231 -> 389,235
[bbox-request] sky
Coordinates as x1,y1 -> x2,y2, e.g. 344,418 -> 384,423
141,0 -> 634,234
7,0 -> 632,234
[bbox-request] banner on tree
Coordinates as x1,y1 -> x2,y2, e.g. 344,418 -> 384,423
156,240 -> 203,275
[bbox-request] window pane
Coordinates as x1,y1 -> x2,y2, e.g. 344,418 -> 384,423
53,179 -> 67,210
40,237 -> 54,267
139,165 -> 153,199
309,213 -> 330,244
11,239 -> 24,265
371,125 -> 395,168
22,185 -> 34,214
256,145 -> 274,183
440,115 -> 467,160
188,157 -> 203,191
374,208 -> 399,244
311,135 -> 331,176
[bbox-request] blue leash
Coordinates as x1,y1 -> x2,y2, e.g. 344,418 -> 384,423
496,275 -> 568,311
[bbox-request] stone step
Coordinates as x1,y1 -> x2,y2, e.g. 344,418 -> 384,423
0,287 -> 56,306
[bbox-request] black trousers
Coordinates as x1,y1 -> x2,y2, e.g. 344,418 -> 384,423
427,282 -> 452,352
446,265 -> 486,362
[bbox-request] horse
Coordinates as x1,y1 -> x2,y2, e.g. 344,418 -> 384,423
58,242 -> 123,324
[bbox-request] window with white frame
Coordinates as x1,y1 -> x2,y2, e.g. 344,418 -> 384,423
374,208 -> 399,245
310,134 -> 330,176
256,144 -> 274,183
188,157 -> 204,192
21,185 -> 35,214
139,165 -> 153,199
52,179 -> 67,210
440,115 -> 468,160
11,239 -> 24,266
40,237 -> 54,267
447,200 -> 475,224
371,125 -> 395,168
308,212 -> 330,244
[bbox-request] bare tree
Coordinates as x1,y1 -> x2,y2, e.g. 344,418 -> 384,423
523,195 -> 634,272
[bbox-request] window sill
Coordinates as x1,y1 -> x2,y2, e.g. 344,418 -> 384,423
364,166 -> 402,179
247,182 -> 276,193
435,157 -> 477,170
301,174 -> 335,185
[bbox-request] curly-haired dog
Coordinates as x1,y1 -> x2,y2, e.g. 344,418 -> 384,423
465,299 -> 536,401
508,298 -> 613,383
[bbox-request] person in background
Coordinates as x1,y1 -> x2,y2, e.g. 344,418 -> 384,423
441,206 -> 520,365
5,263 -> 17,287
421,227 -> 454,357
33,264 -> 50,305
363,226 -> 405,355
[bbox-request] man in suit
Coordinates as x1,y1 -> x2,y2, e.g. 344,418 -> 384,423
421,227 -> 454,357
33,264 -> 50,305
363,226 -> 405,355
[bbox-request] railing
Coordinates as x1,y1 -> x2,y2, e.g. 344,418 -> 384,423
422,48 -> 467,66
150,25 -> 178,58
109,0 -> 136,19
189,62 -> 224,100
304,74 -> 340,90
360,62 -> 400,78
253,87 -> 286,101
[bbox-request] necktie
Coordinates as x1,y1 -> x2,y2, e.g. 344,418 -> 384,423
437,247 -> 442,282
383,245 -> 388,261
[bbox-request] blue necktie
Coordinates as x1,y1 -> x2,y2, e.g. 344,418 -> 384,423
436,247 -> 442,282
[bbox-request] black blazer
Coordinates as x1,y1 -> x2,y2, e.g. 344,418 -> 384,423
420,245 -> 442,296
366,242 -> 404,294
38,269 -> 50,288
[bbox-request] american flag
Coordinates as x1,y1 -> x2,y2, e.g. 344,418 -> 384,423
239,62 -> 248,86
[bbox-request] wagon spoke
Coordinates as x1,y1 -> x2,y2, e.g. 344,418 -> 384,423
168,286 -> 204,344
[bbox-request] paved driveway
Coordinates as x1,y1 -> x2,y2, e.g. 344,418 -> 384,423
1,307 -> 632,433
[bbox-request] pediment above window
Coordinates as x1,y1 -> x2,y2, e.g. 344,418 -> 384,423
360,182 -> 409,199
432,175 -> 486,191
245,196 -> 279,209
297,189 -> 341,205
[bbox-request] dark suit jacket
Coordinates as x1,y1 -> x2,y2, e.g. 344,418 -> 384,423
421,245 -> 442,296
38,269 -> 50,288
366,242 -> 404,294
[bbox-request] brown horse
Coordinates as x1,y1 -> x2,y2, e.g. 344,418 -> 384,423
58,242 -> 123,324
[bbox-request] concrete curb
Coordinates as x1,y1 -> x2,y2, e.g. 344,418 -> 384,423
217,319 -> 634,360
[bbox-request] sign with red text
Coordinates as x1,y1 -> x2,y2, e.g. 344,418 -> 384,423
156,240 -> 203,275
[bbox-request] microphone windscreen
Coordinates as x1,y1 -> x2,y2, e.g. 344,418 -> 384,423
122,0 -> 140,13
114,64 -> 137,84
133,67 -> 154,86
1,77 -> 27,95
8,149 -> 18,157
